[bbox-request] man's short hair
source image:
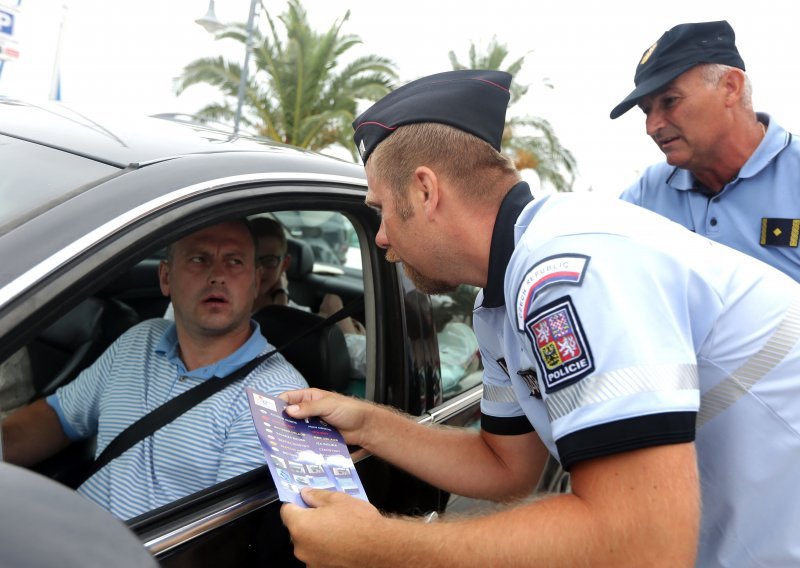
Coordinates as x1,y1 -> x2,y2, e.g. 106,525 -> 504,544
369,122 -> 519,218
698,63 -> 753,109
249,217 -> 288,254
165,219 -> 258,263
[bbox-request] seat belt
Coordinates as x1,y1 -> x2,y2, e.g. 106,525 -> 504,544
75,299 -> 362,487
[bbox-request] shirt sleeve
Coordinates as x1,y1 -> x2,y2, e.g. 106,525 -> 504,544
514,233 -> 700,469
475,307 -> 535,436
49,334 -> 121,441
619,176 -> 643,203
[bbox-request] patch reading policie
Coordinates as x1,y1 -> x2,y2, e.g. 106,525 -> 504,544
525,295 -> 594,393
761,218 -> 800,247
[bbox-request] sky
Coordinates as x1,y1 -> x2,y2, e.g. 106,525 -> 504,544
2,0 -> 800,196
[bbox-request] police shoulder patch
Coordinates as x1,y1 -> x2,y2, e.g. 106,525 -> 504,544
524,295 -> 594,393
515,254 -> 590,330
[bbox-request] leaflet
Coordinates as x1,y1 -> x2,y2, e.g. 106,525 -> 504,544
246,387 -> 369,507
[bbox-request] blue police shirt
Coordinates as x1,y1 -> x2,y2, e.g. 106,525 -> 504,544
621,114 -> 800,281
475,183 -> 800,566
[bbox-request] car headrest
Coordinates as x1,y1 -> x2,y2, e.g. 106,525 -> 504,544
253,305 -> 351,393
286,238 -> 314,279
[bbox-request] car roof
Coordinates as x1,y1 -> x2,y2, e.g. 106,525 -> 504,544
0,98 -> 368,308
0,97 -> 332,167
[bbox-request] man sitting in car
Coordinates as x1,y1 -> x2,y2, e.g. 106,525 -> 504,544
1,220 -> 308,520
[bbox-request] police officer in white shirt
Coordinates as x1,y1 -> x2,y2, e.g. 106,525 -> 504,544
278,69 -> 800,567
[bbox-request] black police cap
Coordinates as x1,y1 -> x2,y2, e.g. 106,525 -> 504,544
610,20 -> 745,119
352,69 -> 512,164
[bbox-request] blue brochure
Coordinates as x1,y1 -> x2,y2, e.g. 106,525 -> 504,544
246,388 -> 369,507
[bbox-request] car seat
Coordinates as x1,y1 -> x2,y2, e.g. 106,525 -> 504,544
28,297 -> 140,396
285,237 -> 317,308
253,304 -> 351,393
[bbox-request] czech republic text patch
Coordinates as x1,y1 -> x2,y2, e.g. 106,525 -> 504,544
525,296 -> 594,393
515,254 -> 589,330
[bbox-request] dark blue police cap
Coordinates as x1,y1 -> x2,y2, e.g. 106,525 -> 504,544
352,69 -> 512,164
610,20 -> 745,119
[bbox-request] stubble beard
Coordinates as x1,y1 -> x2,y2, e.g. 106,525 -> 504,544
385,249 -> 456,295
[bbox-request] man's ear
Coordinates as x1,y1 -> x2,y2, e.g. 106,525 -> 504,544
158,260 -> 171,297
414,166 -> 440,219
281,253 -> 292,273
722,68 -> 746,107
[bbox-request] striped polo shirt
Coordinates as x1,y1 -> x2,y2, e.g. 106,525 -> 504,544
47,318 -> 307,520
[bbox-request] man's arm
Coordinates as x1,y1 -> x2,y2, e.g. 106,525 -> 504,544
282,389 -> 548,501
2,399 -> 71,466
282,442 -> 700,567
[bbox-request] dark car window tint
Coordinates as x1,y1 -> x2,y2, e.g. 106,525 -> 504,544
0,134 -> 119,234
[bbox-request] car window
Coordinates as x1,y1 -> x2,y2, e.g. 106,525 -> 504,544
0,207 -> 372,521
253,211 -> 368,396
273,210 -> 353,271
431,285 -> 483,401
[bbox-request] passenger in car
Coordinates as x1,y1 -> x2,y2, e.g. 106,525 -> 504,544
1,220 -> 308,520
279,70 -> 800,566
249,217 -> 303,312
250,217 -> 367,376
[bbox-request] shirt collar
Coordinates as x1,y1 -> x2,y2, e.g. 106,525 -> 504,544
482,181 -> 533,308
155,320 -> 269,379
668,113 -> 792,191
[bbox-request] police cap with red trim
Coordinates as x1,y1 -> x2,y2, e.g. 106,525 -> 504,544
352,69 -> 512,164
610,20 -> 745,119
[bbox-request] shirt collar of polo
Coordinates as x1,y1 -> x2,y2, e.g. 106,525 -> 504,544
668,112 -> 792,192
155,320 -> 269,379
482,181 -> 533,308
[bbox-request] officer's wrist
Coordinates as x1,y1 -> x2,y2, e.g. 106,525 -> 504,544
271,288 -> 289,301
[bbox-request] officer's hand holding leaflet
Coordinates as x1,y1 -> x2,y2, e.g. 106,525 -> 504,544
280,388 -> 373,450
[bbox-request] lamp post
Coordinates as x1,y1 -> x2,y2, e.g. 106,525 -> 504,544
196,0 -> 259,135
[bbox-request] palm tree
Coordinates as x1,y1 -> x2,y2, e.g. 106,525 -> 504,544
175,0 -> 397,159
449,39 -> 577,192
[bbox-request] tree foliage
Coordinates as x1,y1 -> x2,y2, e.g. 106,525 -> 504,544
449,39 -> 577,192
175,0 -> 397,159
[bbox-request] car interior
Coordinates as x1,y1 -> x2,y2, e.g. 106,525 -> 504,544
0,203 -> 483,531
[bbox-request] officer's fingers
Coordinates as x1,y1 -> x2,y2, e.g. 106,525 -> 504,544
299,487 -> 347,508
279,502 -> 305,529
278,388 -> 330,406
283,392 -> 344,420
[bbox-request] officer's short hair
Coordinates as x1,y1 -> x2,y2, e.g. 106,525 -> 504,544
369,122 -> 519,219
698,63 -> 753,110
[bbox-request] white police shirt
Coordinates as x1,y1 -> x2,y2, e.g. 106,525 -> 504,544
476,182 -> 800,566
621,114 -> 800,282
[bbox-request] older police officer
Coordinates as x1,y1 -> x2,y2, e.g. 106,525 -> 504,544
613,20 -> 800,281
280,69 -> 800,566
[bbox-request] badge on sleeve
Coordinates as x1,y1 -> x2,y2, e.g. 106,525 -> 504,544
516,254 -> 590,330
524,295 -> 594,393
760,218 -> 800,247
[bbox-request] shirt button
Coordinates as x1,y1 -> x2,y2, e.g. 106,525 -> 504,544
179,376 -> 188,382
710,218 -> 718,226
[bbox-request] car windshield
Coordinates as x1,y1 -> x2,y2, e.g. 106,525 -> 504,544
0,134 -> 119,235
